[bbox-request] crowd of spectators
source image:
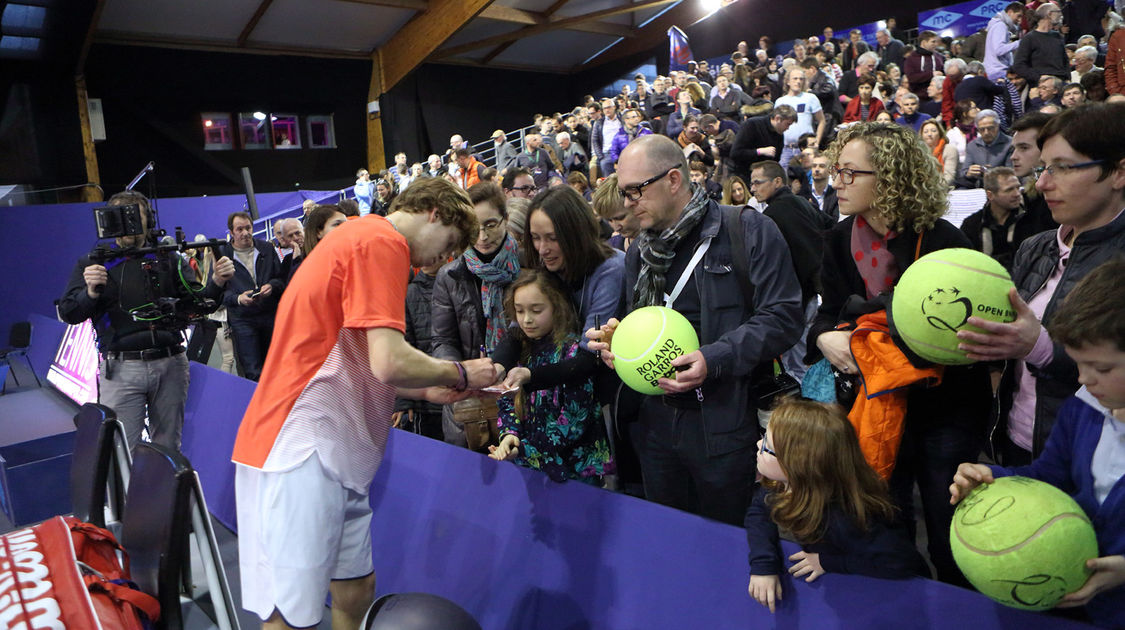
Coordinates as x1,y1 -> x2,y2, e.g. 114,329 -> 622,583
146,3 -> 1125,625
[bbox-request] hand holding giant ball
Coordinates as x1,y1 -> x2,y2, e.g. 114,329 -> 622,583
588,306 -> 700,395
891,249 -> 1020,365
949,476 -> 1098,610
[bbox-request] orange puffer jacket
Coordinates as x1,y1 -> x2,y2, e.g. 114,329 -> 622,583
847,310 -> 943,480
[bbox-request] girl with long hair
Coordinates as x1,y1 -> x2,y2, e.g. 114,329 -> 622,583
808,122 -> 991,586
488,270 -> 613,484
747,400 -> 927,612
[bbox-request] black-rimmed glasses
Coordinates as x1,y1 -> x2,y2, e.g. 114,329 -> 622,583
1033,160 -> 1107,179
759,436 -> 777,457
830,166 -> 876,185
620,167 -> 675,202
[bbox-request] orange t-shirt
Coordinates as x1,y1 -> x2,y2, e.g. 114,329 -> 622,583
231,215 -> 409,492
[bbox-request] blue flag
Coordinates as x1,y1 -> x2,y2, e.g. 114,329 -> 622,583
668,26 -> 693,70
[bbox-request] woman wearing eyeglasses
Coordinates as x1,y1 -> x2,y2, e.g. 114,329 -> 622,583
491,187 -> 625,394
807,121 -> 992,587
955,103 -> 1125,469
431,182 -> 521,447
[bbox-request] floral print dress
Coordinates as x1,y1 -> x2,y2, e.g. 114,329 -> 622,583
497,334 -> 614,484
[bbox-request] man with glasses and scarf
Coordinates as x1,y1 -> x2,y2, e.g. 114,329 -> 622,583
588,134 -> 804,525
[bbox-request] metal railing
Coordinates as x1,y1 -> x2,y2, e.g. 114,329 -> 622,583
468,124 -> 540,170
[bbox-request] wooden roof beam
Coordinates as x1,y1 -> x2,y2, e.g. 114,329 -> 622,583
372,0 -> 495,94
431,0 -> 673,60
237,0 -> 275,47
480,0 -> 569,66
576,0 -> 708,70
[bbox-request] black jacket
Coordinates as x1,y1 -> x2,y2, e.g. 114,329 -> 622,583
431,257 -> 486,362
762,188 -> 826,305
877,38 -> 906,71
396,270 -> 442,415
1012,30 -> 1069,82
959,196 -> 1057,271
806,216 -> 992,437
729,115 -> 783,183
59,248 -> 224,352
995,209 -> 1125,458
624,201 -> 804,456
217,239 -> 287,320
745,484 -> 930,579
953,76 -> 1004,115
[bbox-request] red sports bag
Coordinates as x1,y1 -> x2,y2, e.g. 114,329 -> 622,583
0,515 -> 160,630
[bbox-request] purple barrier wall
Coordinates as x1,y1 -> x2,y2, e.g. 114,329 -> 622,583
0,190 -> 338,337
177,360 -> 1093,630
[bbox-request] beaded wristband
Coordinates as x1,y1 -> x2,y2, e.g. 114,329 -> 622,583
453,361 -> 468,391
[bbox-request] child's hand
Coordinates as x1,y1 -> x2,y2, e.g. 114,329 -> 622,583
488,434 -> 520,461
949,463 -> 995,504
585,318 -> 619,369
501,367 -> 531,391
747,574 -> 782,613
788,551 -> 825,582
1056,556 -> 1125,608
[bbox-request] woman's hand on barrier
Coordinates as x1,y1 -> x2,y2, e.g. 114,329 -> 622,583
488,434 -> 520,461
748,574 -> 782,613
585,318 -> 620,369
816,330 -> 857,374
948,462 -> 994,505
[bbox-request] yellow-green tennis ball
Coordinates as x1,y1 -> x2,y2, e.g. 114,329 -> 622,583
950,476 -> 1098,610
891,248 -> 1016,365
611,306 -> 699,395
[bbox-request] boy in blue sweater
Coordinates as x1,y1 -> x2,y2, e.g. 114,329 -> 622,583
950,258 -> 1125,628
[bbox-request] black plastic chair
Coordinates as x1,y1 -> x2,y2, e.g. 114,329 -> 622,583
117,442 -> 241,630
0,322 -> 40,388
119,443 -> 194,630
70,403 -> 128,528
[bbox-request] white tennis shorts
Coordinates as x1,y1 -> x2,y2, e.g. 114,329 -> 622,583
235,453 -> 373,627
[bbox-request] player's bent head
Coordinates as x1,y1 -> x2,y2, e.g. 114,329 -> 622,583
388,176 -> 478,253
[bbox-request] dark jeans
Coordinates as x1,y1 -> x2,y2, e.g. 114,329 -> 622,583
229,315 -> 274,381
598,155 -> 616,177
888,418 -> 979,586
637,398 -> 756,526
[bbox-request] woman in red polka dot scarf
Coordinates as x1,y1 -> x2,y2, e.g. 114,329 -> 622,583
804,122 -> 993,588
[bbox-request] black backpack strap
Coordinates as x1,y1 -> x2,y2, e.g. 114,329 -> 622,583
720,204 -> 754,311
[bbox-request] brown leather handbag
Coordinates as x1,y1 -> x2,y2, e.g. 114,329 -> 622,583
451,397 -> 501,451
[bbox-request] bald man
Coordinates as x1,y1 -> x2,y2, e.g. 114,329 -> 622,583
587,134 -> 803,525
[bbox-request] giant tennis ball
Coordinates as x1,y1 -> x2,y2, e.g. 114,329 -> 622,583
950,476 -> 1098,610
611,306 -> 699,395
891,248 -> 1017,364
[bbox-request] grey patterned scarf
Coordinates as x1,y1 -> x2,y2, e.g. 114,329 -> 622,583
632,184 -> 710,308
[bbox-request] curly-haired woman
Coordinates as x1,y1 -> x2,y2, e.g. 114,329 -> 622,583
805,122 -> 991,587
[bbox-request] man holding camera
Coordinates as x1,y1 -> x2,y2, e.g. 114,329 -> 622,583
58,191 -> 235,452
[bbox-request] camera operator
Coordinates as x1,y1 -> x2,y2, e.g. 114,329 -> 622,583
58,191 -> 235,453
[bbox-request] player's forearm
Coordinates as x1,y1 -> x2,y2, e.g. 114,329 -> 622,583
371,347 -> 459,389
